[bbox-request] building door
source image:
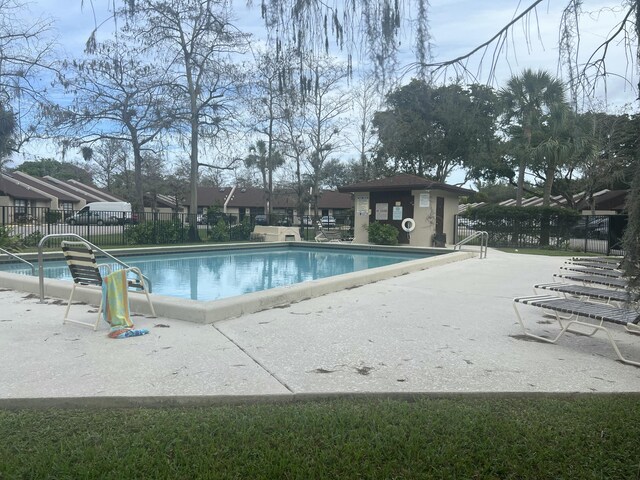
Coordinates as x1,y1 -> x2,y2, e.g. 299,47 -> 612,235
435,197 -> 445,235
369,190 -> 414,244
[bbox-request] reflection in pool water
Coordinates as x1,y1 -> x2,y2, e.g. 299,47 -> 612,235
2,246 -> 432,301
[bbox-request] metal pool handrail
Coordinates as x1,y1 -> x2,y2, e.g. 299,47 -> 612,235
454,231 -> 488,259
36,233 -> 153,303
0,248 -> 35,275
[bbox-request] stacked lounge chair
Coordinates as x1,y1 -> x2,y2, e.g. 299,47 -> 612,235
513,256 -> 640,367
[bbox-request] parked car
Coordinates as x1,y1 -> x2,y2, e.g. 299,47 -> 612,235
66,210 -> 119,226
320,216 -> 336,227
276,217 -> 292,226
254,214 -> 268,226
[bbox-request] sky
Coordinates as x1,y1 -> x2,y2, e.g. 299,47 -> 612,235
10,0 -> 639,185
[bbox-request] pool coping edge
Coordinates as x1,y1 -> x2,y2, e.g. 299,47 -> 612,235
0,247 -> 475,324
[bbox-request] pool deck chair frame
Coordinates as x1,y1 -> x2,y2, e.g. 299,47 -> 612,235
513,294 -> 640,367
315,227 -> 352,243
566,260 -> 622,271
572,257 -> 623,266
559,266 -> 624,278
553,273 -> 628,290
534,282 -> 634,307
61,240 -> 155,330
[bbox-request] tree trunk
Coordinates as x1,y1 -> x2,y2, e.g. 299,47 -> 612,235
188,114 -> 200,241
132,143 -> 144,212
516,127 -> 533,207
266,104 -> 274,218
542,162 -> 555,207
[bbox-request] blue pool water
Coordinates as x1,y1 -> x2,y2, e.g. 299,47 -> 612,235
1,246 -> 432,301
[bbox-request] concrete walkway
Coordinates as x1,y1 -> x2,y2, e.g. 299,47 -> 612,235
1,249 -> 639,402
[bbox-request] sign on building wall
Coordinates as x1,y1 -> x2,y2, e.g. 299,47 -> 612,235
392,206 -> 403,220
356,195 -> 368,215
375,203 -> 388,220
419,192 -> 430,208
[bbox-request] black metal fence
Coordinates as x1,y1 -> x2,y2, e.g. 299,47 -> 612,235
0,206 -> 354,249
454,214 -> 627,256
1,205 -> 626,254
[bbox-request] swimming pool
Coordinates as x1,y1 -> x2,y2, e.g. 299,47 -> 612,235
1,245 -> 429,301
0,243 -> 473,323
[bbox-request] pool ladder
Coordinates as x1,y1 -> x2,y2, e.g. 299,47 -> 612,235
35,233 -> 152,303
0,247 -> 36,275
454,230 -> 488,259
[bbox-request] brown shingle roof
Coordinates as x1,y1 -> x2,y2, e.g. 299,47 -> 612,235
7,173 -> 80,202
317,190 -> 353,209
67,179 -> 124,201
338,173 -> 472,195
229,187 -> 266,208
195,186 -> 234,207
576,190 -> 628,212
41,177 -> 106,203
0,175 -> 51,201
185,186 -> 353,210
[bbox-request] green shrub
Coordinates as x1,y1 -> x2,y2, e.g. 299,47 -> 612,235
125,219 -> 187,245
0,225 -> 22,251
460,205 -> 580,224
20,230 -> 44,248
208,219 -> 230,243
44,210 -> 62,224
229,217 -> 253,241
460,205 -> 580,247
367,221 -> 399,245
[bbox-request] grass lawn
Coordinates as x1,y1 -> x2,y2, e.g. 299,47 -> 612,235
2,396 -> 640,479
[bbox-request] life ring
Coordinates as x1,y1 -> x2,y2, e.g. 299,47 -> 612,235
401,218 -> 415,233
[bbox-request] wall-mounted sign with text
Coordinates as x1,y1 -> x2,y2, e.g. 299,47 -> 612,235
419,192 -> 430,208
375,203 -> 389,221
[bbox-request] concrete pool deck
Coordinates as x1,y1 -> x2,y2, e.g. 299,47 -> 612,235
1,248 -> 639,405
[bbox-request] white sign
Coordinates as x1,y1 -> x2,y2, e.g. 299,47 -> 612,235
356,195 -> 368,213
392,206 -> 403,220
419,192 -> 430,208
375,203 -> 388,220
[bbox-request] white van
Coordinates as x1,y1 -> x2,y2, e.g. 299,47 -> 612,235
66,202 -> 133,226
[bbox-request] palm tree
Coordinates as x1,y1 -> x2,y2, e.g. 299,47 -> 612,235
244,140 -> 269,193
531,101 -> 574,206
499,69 -> 566,206
0,104 -> 15,159
244,140 -> 285,216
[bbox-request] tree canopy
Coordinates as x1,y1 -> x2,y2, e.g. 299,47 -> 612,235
14,158 -> 93,183
373,80 -> 503,183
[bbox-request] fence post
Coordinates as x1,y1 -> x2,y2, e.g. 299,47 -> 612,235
453,215 -> 458,244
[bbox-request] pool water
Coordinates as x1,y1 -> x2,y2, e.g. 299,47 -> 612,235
2,246 -> 430,301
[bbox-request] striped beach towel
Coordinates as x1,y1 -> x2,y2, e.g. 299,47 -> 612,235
102,269 -> 149,339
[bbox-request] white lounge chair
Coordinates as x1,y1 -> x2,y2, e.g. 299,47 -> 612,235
534,282 -> 634,307
559,265 -> 624,278
314,227 -> 352,243
553,273 -> 628,290
513,294 -> 640,367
